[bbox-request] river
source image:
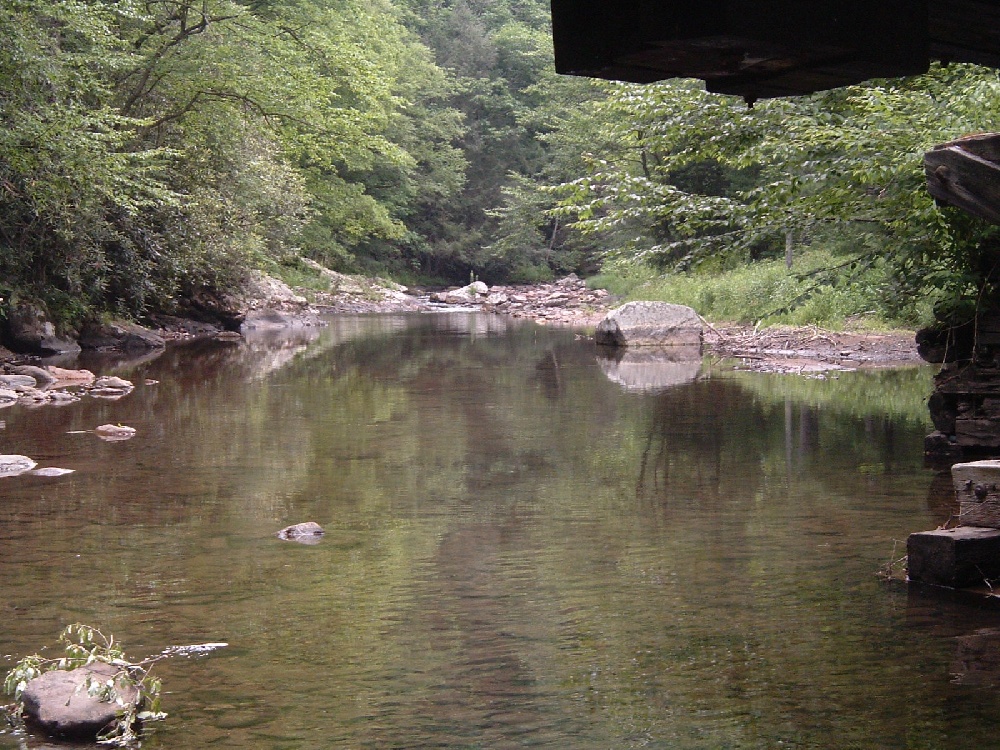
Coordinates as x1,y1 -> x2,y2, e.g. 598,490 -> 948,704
1,312 -> 997,749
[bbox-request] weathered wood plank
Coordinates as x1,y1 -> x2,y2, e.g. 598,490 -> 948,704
955,418 -> 1000,448
953,460 -> 1000,526
926,134 -> 1000,225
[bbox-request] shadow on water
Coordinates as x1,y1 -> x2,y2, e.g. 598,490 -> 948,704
3,313 -> 1000,749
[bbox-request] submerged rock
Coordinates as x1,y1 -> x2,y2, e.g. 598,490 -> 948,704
277,521 -> 325,544
21,662 -> 139,740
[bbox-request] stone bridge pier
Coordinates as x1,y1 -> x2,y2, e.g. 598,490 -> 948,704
909,135 -> 1000,589
921,134 -> 1000,465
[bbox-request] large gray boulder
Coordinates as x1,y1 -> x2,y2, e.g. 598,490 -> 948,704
3,302 -> 81,355
595,302 -> 703,348
79,320 -> 165,352
21,662 -> 139,740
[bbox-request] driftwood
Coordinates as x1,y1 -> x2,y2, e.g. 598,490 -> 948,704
926,133 -> 1000,225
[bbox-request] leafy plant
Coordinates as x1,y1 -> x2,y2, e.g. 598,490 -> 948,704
3,624 -> 172,747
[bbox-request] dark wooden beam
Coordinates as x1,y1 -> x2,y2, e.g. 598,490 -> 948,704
551,0 -> 929,98
926,134 -> 1000,225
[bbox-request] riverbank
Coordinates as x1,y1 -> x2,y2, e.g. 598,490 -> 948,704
0,272 -> 922,374
306,276 -> 922,372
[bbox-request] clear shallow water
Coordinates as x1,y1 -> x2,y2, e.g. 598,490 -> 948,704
0,313 -> 996,749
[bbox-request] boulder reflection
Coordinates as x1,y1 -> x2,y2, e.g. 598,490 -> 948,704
596,345 -> 702,393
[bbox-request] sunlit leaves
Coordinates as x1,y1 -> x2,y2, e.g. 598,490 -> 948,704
0,0 -> 468,319
549,64 -> 1000,318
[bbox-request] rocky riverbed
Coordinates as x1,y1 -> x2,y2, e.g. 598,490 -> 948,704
0,271 -> 921,373
369,276 -> 923,372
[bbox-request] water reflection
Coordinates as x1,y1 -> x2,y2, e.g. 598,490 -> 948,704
597,346 -> 702,393
1,313 -> 993,750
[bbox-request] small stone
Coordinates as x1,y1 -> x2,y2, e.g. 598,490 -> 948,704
29,467 -> 75,477
94,424 -> 137,441
0,454 -> 37,477
94,376 -> 133,390
0,374 -> 37,391
277,521 -> 325,544
88,377 -> 135,400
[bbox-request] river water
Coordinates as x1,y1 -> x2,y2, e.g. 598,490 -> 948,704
1,312 -> 998,749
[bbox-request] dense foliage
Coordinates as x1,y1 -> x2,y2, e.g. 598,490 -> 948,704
0,0 -> 598,331
0,0 -> 464,326
2,0 -> 999,329
543,66 -> 1000,327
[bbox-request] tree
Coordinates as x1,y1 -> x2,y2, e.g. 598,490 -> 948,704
548,65 -> 1000,323
0,0 -> 467,323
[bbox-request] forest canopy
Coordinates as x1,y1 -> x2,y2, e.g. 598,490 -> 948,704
1,0 -> 998,330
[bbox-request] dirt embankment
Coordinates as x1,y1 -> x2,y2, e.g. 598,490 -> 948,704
700,323 -> 922,372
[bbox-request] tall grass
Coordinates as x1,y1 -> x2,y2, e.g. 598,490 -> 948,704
590,250 -> 934,330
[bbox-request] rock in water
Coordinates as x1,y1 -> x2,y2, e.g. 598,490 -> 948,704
29,467 -> 75,477
10,365 -> 57,386
0,455 -> 37,477
45,366 -> 96,385
0,374 -> 37,391
277,521 -> 325,543
21,663 -> 139,740
94,424 -> 137,441
78,320 -> 165,352
595,301 -> 703,348
4,302 -> 81,355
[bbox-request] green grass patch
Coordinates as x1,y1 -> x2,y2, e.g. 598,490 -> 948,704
267,255 -> 350,296
591,250 -> 935,330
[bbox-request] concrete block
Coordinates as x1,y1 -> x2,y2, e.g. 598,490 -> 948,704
908,526 -> 1000,588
